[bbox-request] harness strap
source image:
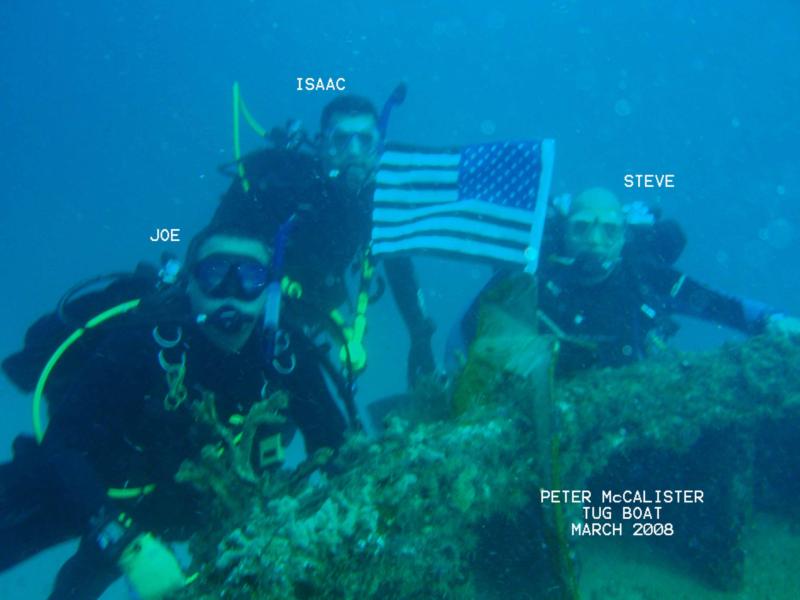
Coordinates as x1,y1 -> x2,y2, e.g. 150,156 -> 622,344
331,248 -> 375,373
154,326 -> 188,411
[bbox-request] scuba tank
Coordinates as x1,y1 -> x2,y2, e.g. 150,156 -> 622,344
2,255 -> 192,443
623,214 -> 687,267
2,256 -> 184,394
268,119 -> 315,152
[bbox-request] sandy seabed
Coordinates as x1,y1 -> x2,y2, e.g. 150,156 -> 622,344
579,512 -> 799,599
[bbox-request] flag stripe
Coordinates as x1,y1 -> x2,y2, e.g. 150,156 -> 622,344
373,217 -> 531,245
372,139 -> 555,271
374,188 -> 460,204
373,236 -> 529,264
380,150 -> 461,168
373,199 -> 535,226
374,231 -> 525,253
376,169 -> 459,186
380,142 -> 461,153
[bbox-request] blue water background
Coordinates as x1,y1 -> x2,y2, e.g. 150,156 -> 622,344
1,1 -> 798,597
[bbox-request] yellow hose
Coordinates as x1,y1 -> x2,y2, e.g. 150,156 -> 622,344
232,81 -> 269,194
33,299 -> 155,499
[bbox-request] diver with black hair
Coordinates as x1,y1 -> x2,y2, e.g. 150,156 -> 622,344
213,90 -> 437,388
0,223 -> 347,599
449,186 -> 800,377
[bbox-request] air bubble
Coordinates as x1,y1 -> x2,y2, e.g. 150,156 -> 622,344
614,99 -> 632,117
763,218 -> 796,250
480,120 -> 497,135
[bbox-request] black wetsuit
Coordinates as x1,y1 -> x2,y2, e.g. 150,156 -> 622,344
449,244 -> 779,589
451,257 -> 776,377
0,318 -> 346,599
213,148 -> 435,384
538,259 -> 774,374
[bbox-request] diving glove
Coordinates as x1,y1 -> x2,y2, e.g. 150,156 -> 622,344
767,313 -> 800,337
118,532 -> 185,599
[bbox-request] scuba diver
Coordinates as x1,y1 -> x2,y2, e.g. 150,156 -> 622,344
0,223 -> 348,599
213,91 -> 437,388
447,186 -> 800,590
449,186 -> 800,377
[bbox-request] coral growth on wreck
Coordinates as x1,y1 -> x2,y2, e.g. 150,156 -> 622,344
173,334 -> 800,599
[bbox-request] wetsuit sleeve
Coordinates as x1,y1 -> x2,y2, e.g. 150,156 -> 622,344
383,256 -> 436,385
39,332 -> 153,524
643,266 -> 777,334
282,342 -> 347,455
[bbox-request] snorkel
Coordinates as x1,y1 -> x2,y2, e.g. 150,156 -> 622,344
377,82 -> 407,151
263,216 -> 296,363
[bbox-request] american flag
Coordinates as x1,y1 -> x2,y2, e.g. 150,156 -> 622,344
371,140 -> 555,272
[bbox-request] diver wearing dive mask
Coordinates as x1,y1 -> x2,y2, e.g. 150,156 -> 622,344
186,236 -> 271,353
192,254 -> 269,300
320,112 -> 381,194
561,188 -> 626,284
212,91 -> 438,388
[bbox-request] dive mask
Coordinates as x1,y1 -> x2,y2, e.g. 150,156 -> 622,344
193,254 -> 268,301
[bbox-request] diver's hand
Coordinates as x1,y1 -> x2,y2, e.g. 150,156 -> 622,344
118,533 -> 185,599
767,314 -> 800,337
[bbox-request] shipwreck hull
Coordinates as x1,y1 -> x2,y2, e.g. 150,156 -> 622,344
176,335 -> 800,599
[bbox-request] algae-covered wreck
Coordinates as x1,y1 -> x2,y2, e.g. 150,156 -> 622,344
173,332 -> 800,599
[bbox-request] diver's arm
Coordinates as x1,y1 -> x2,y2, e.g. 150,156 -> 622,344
648,267 -> 777,334
383,256 -> 436,386
41,392 -> 124,522
284,345 -> 348,456
40,330 -> 186,596
40,332 -> 154,523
